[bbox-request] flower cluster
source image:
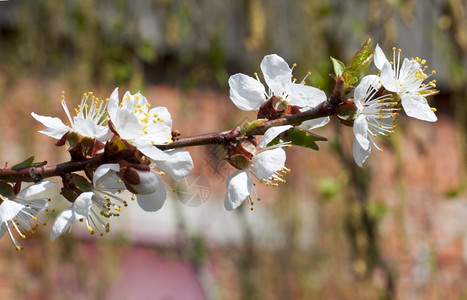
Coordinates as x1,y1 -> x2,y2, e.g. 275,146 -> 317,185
31,88 -> 193,241
351,44 -> 438,166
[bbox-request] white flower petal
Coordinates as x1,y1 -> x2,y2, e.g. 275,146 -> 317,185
353,137 -> 371,167
300,117 -> 330,131
224,170 -> 252,211
353,115 -> 371,150
260,54 -> 292,95
258,125 -> 292,149
374,44 -> 388,70
73,192 -> 93,220
136,180 -> 166,212
148,107 -> 172,128
130,171 -> 160,195
50,207 -> 74,241
17,181 -> 57,199
112,109 -> 143,140
154,149 -> 193,180
107,87 -> 120,119
134,142 -> 170,161
0,200 -> 24,223
73,118 -> 109,141
380,62 -> 398,92
253,148 -> 286,179
31,113 -> 70,139
93,164 -> 120,187
287,83 -> 327,108
228,74 -> 266,111
401,95 -> 437,122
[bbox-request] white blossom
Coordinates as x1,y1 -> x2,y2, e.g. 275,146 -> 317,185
107,88 -> 193,178
224,126 -> 291,211
32,91 -> 111,141
352,75 -> 397,167
0,181 -> 56,250
50,164 -> 126,241
374,45 -> 438,122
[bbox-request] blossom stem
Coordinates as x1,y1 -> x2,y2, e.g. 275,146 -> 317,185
157,101 -> 329,150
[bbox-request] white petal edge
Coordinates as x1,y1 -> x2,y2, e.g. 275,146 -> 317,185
17,181 -> 57,199
50,207 -> 74,241
260,54 -> 292,95
224,170 -> 252,211
287,84 -> 327,108
353,115 -> 371,150
136,180 -> 167,212
0,200 -> 24,223
374,44 -> 388,70
353,137 -> 371,167
228,73 -> 266,111
258,125 -> 292,149
401,95 -> 437,122
31,113 -> 70,139
253,148 -> 286,180
300,117 -> 330,131
155,149 -> 194,180
93,163 -> 121,187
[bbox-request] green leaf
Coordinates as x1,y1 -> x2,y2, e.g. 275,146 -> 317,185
0,181 -> 14,198
240,119 -> 268,134
11,156 -> 35,171
342,38 -> 375,87
280,127 -> 327,150
330,56 -> 346,77
72,174 -> 92,192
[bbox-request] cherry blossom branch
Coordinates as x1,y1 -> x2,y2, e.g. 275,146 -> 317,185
157,101 -> 329,150
0,102 -> 330,183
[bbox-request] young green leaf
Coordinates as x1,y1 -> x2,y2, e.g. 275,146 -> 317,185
267,127 -> 327,150
330,56 -> 346,77
11,156 -> 35,171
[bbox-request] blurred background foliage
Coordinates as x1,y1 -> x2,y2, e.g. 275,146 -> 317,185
0,0 -> 466,299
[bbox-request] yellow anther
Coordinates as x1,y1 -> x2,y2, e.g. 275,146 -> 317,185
293,63 -> 297,67
431,107 -> 437,112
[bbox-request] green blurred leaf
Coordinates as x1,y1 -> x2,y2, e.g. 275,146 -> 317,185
0,181 -> 14,198
281,127 -> 327,150
366,202 -> 389,219
72,174 -> 92,192
330,56 -> 346,77
316,178 -> 341,199
11,156 -> 35,171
